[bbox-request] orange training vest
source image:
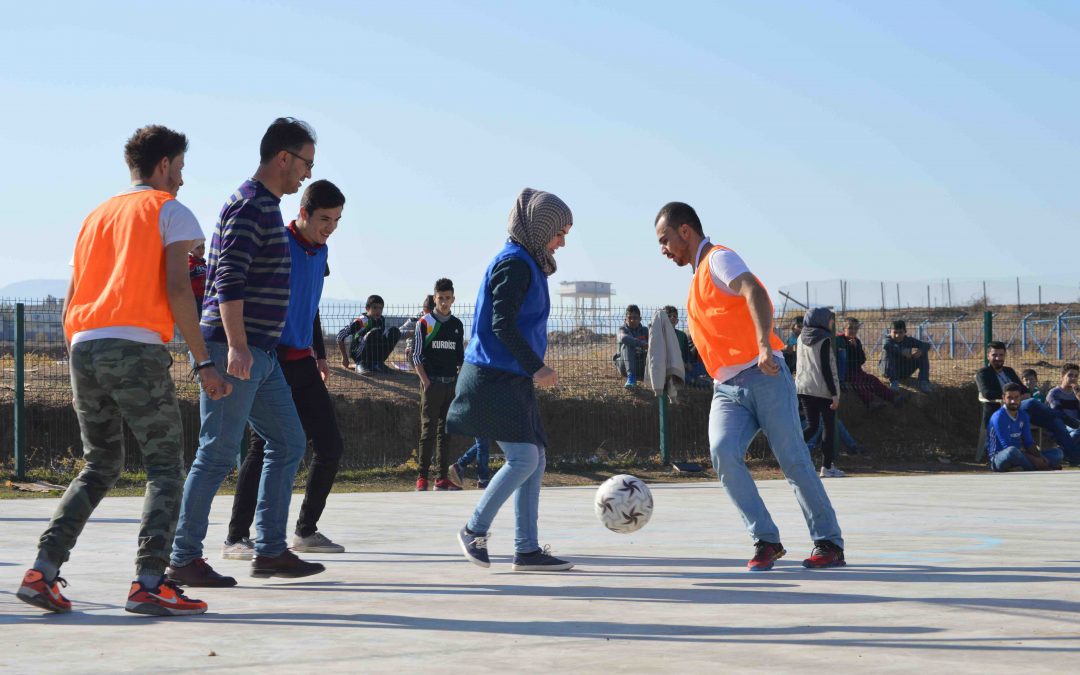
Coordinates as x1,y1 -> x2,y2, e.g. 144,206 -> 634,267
686,244 -> 784,376
64,189 -> 176,342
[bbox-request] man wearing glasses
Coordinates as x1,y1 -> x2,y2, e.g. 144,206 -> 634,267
169,117 -> 327,585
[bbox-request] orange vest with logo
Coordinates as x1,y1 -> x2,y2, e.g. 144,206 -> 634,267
686,245 -> 784,375
64,189 -> 176,342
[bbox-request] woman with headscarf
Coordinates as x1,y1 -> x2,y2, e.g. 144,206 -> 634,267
450,188 -> 574,572
795,307 -> 844,477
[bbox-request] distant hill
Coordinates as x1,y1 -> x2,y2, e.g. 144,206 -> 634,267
0,279 -> 68,299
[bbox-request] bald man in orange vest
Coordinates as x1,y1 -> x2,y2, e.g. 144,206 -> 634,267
655,202 -> 846,571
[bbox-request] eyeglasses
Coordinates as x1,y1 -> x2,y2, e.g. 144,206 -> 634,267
285,150 -> 315,171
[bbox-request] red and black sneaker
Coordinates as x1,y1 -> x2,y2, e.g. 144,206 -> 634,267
433,478 -> 462,491
16,569 -> 72,613
803,540 -> 846,569
126,578 -> 208,616
747,541 -> 786,571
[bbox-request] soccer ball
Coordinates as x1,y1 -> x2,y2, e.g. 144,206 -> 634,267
594,474 -> 653,534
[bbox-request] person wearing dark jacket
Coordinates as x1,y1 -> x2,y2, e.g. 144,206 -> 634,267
880,319 -> 932,393
450,188 -> 575,573
975,341 -> 1080,464
840,317 -> 900,408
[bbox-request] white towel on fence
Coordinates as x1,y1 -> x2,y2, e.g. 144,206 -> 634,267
646,308 -> 685,401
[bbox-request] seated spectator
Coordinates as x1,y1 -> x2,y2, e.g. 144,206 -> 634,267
1021,369 -> 1045,403
880,319 -> 932,393
781,316 -> 802,373
663,305 -> 708,386
1045,363 -> 1080,442
839,317 -> 900,409
975,342 -> 1079,465
336,294 -> 401,375
613,304 -> 648,388
986,383 -> 1063,472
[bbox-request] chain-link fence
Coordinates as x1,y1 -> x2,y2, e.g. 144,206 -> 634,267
4,296 -> 1080,478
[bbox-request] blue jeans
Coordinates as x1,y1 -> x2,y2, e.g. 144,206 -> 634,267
807,416 -> 857,451
171,341 -> 306,564
709,357 -> 843,548
456,438 -> 491,481
1021,399 -> 1080,465
466,441 -> 544,553
990,445 -> 1064,472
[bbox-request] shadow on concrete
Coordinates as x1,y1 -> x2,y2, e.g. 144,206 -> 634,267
0,517 -> 140,524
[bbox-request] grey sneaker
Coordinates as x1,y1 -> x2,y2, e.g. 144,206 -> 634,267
221,537 -> 254,561
291,531 -> 345,553
448,463 -> 465,488
512,545 -> 573,572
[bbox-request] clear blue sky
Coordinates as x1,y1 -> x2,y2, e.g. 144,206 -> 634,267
1,1 -> 1077,311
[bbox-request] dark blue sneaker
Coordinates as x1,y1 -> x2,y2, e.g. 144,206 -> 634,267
477,478 -> 490,489
458,527 -> 490,568
512,545 -> 573,572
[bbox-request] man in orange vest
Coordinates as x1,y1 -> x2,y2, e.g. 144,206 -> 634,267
654,202 -> 846,570
16,125 -> 231,616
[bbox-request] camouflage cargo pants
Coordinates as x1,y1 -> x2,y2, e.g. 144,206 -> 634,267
37,338 -> 185,576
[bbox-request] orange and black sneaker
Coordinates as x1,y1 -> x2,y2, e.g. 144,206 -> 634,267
747,541 -> 786,571
802,540 -> 846,569
126,578 -> 208,616
16,569 -> 72,613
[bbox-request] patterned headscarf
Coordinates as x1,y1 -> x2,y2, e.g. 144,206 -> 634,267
506,188 -> 573,277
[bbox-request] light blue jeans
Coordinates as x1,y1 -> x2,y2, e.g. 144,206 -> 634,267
171,341 -> 306,564
466,441 -> 545,554
710,357 -> 844,548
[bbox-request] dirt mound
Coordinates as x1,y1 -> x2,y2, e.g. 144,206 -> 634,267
548,327 -> 608,346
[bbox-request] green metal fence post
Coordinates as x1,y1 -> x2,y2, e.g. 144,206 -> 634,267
983,311 -> 992,366
14,302 -> 26,480
658,394 -> 670,465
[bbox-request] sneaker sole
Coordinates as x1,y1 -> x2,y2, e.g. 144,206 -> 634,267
16,588 -> 71,613
250,565 -> 326,579
803,559 -> 847,569
125,601 -> 207,616
457,533 -> 490,569
166,576 -> 238,588
221,551 -> 254,561
512,563 -> 574,572
290,546 -> 346,554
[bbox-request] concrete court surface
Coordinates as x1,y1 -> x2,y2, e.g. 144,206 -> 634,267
2,472 -> 1079,674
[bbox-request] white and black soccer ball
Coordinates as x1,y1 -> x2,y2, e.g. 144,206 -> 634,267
594,474 -> 653,534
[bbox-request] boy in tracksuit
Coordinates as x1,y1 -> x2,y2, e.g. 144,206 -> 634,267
413,278 -> 465,491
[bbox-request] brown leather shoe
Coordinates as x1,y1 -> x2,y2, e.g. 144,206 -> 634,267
251,549 -> 326,579
165,558 -> 237,587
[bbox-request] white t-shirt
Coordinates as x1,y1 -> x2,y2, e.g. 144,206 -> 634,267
70,186 -> 204,346
692,238 -> 783,383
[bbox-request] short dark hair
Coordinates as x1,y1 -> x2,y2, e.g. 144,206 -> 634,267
1063,363 -> 1079,375
626,304 -> 641,316
988,340 -> 1007,351
300,180 -> 345,215
434,278 -> 454,293
423,295 -> 436,313
845,317 -> 860,327
892,320 -> 907,331
655,202 -> 703,236
124,125 -> 188,180
365,294 -> 384,309
260,117 -> 317,163
792,316 -> 803,325
663,305 -> 678,318
1003,382 -> 1023,394
1021,369 -> 1038,379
